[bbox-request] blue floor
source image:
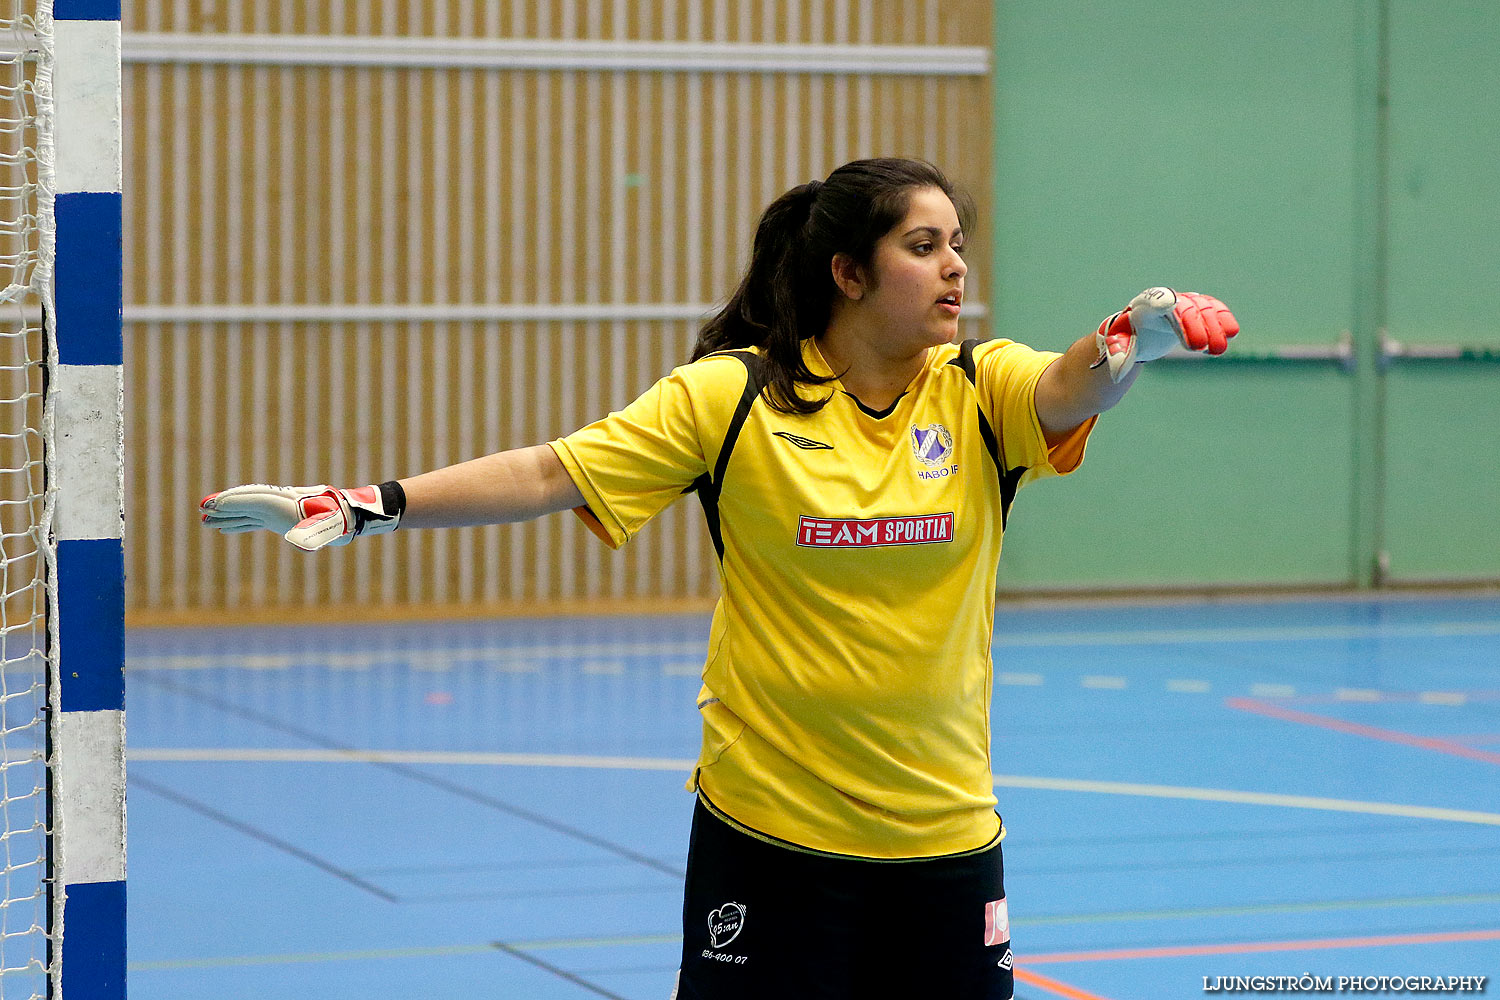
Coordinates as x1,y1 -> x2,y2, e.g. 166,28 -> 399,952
125,595 -> 1500,999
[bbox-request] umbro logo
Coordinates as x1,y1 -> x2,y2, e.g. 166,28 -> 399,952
773,431 -> 834,451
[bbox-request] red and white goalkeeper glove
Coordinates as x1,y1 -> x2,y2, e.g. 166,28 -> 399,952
1092,287 -> 1239,383
200,482 -> 406,552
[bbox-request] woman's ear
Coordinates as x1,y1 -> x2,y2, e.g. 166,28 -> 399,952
830,253 -> 865,302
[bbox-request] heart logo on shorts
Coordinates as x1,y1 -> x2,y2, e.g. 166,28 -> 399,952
707,902 -> 746,949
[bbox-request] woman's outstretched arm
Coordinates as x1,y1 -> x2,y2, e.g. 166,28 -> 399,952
200,443 -> 585,550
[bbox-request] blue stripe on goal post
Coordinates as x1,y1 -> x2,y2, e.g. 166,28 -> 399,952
50,7 -> 127,1000
51,0 -> 122,19
54,192 -> 123,366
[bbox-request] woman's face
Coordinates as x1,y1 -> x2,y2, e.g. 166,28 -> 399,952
856,186 -> 968,351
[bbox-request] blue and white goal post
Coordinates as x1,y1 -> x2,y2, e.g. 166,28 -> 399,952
41,0 -> 126,997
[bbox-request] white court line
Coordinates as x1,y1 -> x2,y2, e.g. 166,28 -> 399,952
126,620 -> 1500,671
1166,679 -> 1211,693
997,672 -> 1043,686
126,749 -> 1500,827
994,620 -> 1500,648
1081,675 -> 1127,690
129,640 -> 707,671
580,660 -> 626,676
990,774 -> 1500,828
130,748 -> 699,770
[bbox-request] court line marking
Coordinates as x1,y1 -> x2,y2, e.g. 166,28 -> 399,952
131,775 -> 400,903
130,748 -> 701,770
1023,892 -> 1500,927
1227,697 -> 1500,766
123,617 -> 1500,671
131,675 -> 687,879
490,940 -> 628,1000
990,773 -> 1500,826
129,902 -> 1500,972
1021,927 -> 1500,965
128,749 -> 1500,826
130,935 -> 686,972
1013,966 -> 1114,1000
1282,690 -> 1499,706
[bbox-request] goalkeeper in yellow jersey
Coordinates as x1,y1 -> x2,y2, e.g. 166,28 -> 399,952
201,158 -> 1237,999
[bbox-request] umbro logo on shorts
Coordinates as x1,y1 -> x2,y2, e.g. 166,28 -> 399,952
773,431 -> 834,450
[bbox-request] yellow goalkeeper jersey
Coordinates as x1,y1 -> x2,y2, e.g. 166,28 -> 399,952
549,338 -> 1094,858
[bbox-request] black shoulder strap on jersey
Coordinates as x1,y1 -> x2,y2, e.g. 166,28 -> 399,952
946,339 -> 1026,528
682,351 -> 769,561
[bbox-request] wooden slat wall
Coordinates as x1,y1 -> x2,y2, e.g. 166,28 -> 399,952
122,0 -> 993,622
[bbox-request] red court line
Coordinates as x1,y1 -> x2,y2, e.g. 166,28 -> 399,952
1226,697 -> 1500,765
1013,966 -> 1115,1000
1022,928 -> 1500,965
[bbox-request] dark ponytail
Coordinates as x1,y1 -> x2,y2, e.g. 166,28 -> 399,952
691,157 -> 973,414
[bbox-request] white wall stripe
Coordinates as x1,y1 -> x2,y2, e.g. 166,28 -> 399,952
248,322 -> 268,605
276,324 -> 295,602
431,49 -> 453,604
348,7 -> 372,603
120,33 -> 990,76
503,59 -> 524,601
402,8 -> 423,598
856,1 -> 871,158
138,63 -> 159,606
169,324 -> 187,610
123,301 -> 991,325
327,63 -> 348,605
455,61 -> 477,604
378,321 -> 398,604
195,63 -> 216,604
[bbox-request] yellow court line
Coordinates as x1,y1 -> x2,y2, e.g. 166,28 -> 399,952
129,748 -> 1500,826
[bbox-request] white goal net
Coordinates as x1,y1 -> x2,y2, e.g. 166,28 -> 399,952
0,2 -> 51,995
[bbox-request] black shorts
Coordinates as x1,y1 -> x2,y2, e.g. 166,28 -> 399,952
673,797 -> 1013,1000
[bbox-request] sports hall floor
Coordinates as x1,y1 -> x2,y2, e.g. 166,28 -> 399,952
125,593 -> 1500,999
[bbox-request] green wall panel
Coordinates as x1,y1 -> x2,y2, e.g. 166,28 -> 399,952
991,1 -> 1360,589
1383,367 -> 1500,582
992,0 -> 1358,350
1387,1 -> 1500,345
997,365 -> 1355,591
1380,2 -> 1500,583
